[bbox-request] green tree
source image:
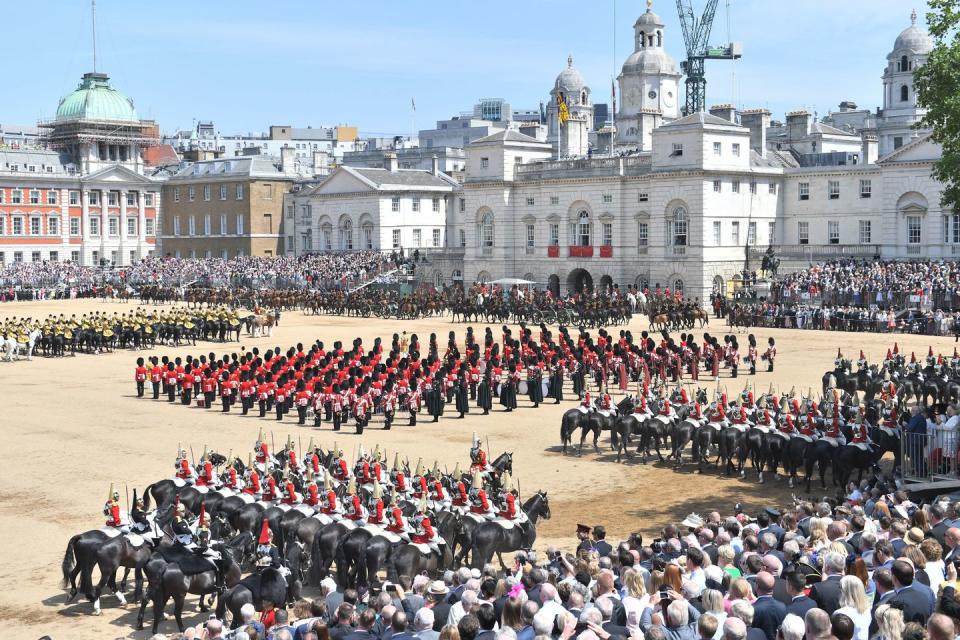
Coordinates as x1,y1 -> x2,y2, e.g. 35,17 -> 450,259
915,0 -> 960,209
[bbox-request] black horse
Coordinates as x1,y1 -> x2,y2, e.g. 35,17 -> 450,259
222,567 -> 289,629
468,491 -> 550,570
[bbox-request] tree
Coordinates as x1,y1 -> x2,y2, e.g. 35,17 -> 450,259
915,0 -> 960,210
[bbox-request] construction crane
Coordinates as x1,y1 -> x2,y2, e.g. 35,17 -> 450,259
675,0 -> 743,115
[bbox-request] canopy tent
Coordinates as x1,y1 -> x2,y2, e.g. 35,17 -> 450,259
488,278 -> 536,287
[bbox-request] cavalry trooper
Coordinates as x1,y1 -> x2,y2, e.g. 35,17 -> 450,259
172,502 -> 194,546
256,520 -> 283,569
496,472 -> 519,522
103,484 -> 124,530
243,454 -> 262,497
386,487 -> 410,540
319,474 -> 341,518
468,470 -> 494,519
175,448 -> 196,484
410,495 -> 441,556
367,481 -> 387,527
343,478 -> 365,521
130,489 -> 151,535
469,433 -> 491,473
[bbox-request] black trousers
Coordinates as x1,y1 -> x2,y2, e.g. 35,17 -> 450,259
136,381 -> 145,397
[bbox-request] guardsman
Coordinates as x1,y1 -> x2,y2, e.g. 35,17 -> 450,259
496,472 -> 518,521
410,495 -> 440,555
777,414 -> 796,439
450,463 -> 468,509
135,357 -> 147,397
469,433 -> 490,473
254,431 -> 270,469
175,448 -> 195,484
130,489 -> 150,534
172,502 -> 193,546
822,404 -> 844,447
256,520 -> 283,568
281,476 -> 299,505
223,462 -> 240,491
344,478 -> 365,521
150,357 -> 163,399
851,410 -> 870,449
262,474 -> 279,502
303,473 -> 320,508
367,481 -> 386,526
386,487 -> 409,539
243,454 -> 261,496
468,471 -> 492,518
762,337 -> 777,372
332,448 -> 349,482
798,413 -> 817,442
746,335 -> 758,375
320,475 -> 340,516
196,451 -> 215,487
103,484 -> 123,528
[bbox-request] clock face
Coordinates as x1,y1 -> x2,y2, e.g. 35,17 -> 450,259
648,90 -> 658,100
663,90 -> 675,108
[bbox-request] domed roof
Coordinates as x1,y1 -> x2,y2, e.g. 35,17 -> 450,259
55,72 -> 139,123
622,48 -> 679,75
555,55 -> 586,94
893,10 -> 933,54
635,2 -> 664,29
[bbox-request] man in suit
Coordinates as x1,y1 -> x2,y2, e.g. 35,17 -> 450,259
759,533 -> 785,567
809,552 -> 844,614
889,560 -> 934,624
388,611 -> 418,640
594,525 -> 614,558
426,582 -> 454,633
596,596 -> 630,639
699,529 -> 719,566
869,569 -> 896,636
729,600 -> 765,640
784,571 -> 815,618
474,603 -> 498,640
751,572 -> 786,640
929,503 -> 948,549
760,556 -> 790,606
943,527 -> 960,564
795,503 -> 814,538
414,609 -> 440,640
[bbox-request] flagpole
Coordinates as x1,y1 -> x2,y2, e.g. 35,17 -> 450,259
611,0 -> 616,158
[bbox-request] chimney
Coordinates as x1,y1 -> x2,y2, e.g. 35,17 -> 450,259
384,152 -> 398,172
785,110 -> 812,142
708,103 -> 738,124
860,130 -> 878,165
431,154 -> 440,176
740,108 -> 771,158
312,150 -> 330,177
839,100 -> 858,112
280,146 -> 296,175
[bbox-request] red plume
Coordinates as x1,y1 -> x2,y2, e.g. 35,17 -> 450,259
258,520 -> 271,545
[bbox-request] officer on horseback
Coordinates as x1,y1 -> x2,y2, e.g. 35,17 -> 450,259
172,503 -> 193,545
470,433 -> 491,473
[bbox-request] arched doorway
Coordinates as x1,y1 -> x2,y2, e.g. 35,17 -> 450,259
567,268 -> 593,294
547,274 -> 560,297
599,275 -> 613,293
712,275 -> 725,294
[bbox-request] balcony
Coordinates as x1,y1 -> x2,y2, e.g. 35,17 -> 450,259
672,246 -> 686,256
599,245 -> 613,257
547,245 -> 559,258
568,245 -> 594,258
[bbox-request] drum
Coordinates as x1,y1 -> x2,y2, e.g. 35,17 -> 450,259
518,380 -> 529,395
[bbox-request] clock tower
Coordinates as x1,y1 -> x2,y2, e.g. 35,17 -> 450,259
616,0 -> 681,150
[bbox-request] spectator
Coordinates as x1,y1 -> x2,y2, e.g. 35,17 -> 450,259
810,553 -> 845,614
459,614 -> 481,640
777,615 -> 804,640
345,609 -> 378,640
834,576 -> 869,640
722,618 -> 747,640
925,614 -> 953,640
331,604 -> 357,640
830,614 -> 854,640
889,560 -> 934,624
700,590 -> 726,640
728,601 -> 764,640
803,609 -> 831,640
416,609 -> 440,640
475,604 -> 498,640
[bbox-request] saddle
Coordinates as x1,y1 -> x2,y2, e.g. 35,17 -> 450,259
576,406 -> 591,414
878,425 -> 900,438
173,477 -> 188,488
159,545 -> 219,576
821,436 -> 841,448
363,524 -> 402,543
795,434 -> 815,443
849,442 -> 871,452
311,512 -> 336,525
293,504 -> 315,517
753,425 -> 771,434
707,421 -> 724,431
493,517 -> 516,530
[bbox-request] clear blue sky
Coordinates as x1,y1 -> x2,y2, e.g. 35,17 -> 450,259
3,0 -> 932,136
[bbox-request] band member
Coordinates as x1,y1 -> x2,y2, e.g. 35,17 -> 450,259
762,337 -> 777,372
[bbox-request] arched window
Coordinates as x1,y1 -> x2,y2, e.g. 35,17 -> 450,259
577,210 -> 591,246
900,55 -> 908,71
639,31 -> 645,47
480,213 -> 494,248
657,31 -> 662,47
900,85 -> 909,102
672,206 -> 688,246
339,219 -> 353,250
321,224 -> 333,251
452,269 -> 463,281
674,278 -> 684,294
361,223 -> 374,249
581,90 -> 587,105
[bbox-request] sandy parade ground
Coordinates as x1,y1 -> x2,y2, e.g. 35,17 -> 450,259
2,298 -> 957,639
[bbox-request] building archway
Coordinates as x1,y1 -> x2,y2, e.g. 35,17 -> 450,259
599,274 -> 613,293
547,274 -> 560,297
476,270 -> 491,284
712,275 -> 725,294
567,268 -> 593,294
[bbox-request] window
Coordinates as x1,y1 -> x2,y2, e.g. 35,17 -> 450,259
638,222 -> 649,247
11,216 -> 23,235
750,182 -> 757,195
188,216 -> 196,235
90,216 -> 100,236
828,181 -> 840,200
47,190 -> 57,205
188,186 -> 195,202
173,187 -> 180,203
713,142 -> 722,156
220,214 -> 227,235
577,211 -> 591,246
549,223 -> 559,246
526,197 -> 535,206
264,184 -> 273,199
731,221 -> 740,244
50,251 -> 58,262
236,215 -> 244,235
286,204 -> 294,219
11,189 -> 22,204
32,251 -> 41,262
860,179 -> 872,198
236,184 -> 244,200
109,217 -> 119,236
108,191 -> 117,206
672,143 -> 683,156
68,190 -> 79,205
480,213 -> 494,248
203,215 -> 211,236
220,185 -> 228,200
459,198 -> 466,213
127,217 -> 136,236
732,180 -> 740,193
638,192 -> 649,202
145,193 -> 154,206
713,221 -> 722,245
286,236 -> 294,252
859,220 -> 872,244
713,180 -> 722,193
432,228 -> 441,247
948,215 -> 960,244
602,222 -> 613,246
798,221 -> 809,244
514,156 -> 523,166
13,251 -> 22,263
550,196 -> 560,205
203,185 -> 211,201
432,197 -> 440,212
894,136 -> 904,149
602,194 -> 613,203
480,157 -> 489,169
748,221 -> 757,245
126,192 -> 136,207
768,183 -> 777,195
412,197 -> 420,212
29,189 -> 40,204
672,206 -> 688,246
827,220 -> 839,244
70,251 -> 79,262
732,143 -> 741,157
907,215 -> 921,244
526,223 -> 535,252
413,228 -> 422,247
901,85 -> 909,102
173,216 -> 181,235
145,219 -> 154,236
391,197 -> 400,212
459,229 -> 466,247
392,229 -> 401,249
798,182 -> 809,201
768,221 -> 776,244
30,217 -> 40,235
70,217 -> 80,236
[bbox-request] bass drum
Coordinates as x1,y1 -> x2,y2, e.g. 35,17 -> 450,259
517,380 -> 529,395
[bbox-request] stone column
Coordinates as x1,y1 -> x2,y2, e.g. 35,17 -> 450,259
138,190 -> 147,259
119,190 -> 127,264
81,188 -> 90,265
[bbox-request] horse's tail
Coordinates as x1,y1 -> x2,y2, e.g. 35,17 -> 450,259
61,534 -> 80,589
334,535 -> 350,587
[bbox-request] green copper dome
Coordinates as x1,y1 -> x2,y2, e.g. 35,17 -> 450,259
55,72 -> 139,122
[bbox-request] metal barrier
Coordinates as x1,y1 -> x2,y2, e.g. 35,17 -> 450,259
901,429 -> 960,484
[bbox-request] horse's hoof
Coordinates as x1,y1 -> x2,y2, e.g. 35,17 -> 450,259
92,609 -> 102,616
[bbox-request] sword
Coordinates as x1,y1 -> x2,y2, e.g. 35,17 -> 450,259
125,484 -> 130,520
271,431 -> 276,460
190,445 -> 196,468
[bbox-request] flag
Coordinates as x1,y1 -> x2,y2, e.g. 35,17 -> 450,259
411,97 -> 416,111
557,92 -> 569,127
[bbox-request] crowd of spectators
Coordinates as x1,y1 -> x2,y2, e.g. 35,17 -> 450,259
720,302 -> 960,337
139,475 -> 960,640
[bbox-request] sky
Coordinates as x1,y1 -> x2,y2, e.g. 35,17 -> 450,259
2,0 -> 933,137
